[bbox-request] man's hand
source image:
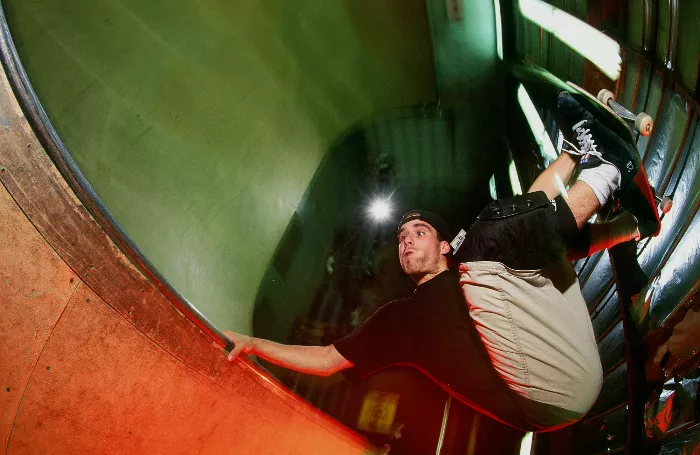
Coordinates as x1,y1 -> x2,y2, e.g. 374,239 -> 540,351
223,330 -> 254,361
220,330 -> 353,376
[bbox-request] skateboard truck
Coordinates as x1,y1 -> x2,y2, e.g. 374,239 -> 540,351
597,89 -> 654,137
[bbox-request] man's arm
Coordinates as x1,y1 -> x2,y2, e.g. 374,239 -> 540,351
223,330 -> 353,377
567,211 -> 640,260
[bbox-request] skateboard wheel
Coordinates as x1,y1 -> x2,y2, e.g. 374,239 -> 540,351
597,89 -> 615,105
659,197 -> 673,214
636,113 -> 653,136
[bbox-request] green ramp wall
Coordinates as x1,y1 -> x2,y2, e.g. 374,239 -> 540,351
3,0 -> 437,333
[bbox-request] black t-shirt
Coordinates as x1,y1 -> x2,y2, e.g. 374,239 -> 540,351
333,269 -> 525,426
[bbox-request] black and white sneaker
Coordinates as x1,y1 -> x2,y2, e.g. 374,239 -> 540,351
557,92 -> 641,191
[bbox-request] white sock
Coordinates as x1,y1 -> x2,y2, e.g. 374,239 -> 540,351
577,163 -> 621,206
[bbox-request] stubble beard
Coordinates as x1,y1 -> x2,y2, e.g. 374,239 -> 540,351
400,256 -> 423,277
400,249 -> 438,280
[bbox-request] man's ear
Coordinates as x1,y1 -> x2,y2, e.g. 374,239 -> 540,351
440,240 -> 451,255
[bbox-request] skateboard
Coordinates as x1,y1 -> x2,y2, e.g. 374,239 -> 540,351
513,63 -> 671,239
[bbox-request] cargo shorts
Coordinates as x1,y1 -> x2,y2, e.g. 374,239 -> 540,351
455,191 -> 603,428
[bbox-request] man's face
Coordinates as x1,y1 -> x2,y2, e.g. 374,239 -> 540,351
397,219 -> 449,282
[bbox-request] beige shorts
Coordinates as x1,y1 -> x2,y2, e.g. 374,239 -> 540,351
459,259 -> 603,427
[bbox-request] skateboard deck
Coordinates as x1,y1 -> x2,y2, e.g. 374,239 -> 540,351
513,63 -> 663,238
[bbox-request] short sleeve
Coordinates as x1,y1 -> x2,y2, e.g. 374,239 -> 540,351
333,299 -> 415,378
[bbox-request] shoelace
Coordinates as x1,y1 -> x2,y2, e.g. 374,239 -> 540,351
560,137 -> 586,155
561,137 -> 609,164
560,120 -> 607,162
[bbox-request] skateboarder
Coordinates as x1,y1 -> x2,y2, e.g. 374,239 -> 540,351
224,92 -> 648,431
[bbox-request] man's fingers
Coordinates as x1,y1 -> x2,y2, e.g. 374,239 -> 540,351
222,330 -> 252,361
227,344 -> 243,361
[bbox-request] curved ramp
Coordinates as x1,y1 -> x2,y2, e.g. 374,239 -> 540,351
1,0 -> 437,336
0,60 -> 375,454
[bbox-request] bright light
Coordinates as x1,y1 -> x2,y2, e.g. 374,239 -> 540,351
519,0 -> 621,80
519,432 -> 533,455
509,160 -> 522,196
517,84 -> 558,162
494,0 -> 503,60
489,174 -> 498,200
369,198 -> 392,221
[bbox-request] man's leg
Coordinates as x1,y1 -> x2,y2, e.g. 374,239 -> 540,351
527,153 -> 580,200
526,152 -> 639,259
531,90 -> 651,258
566,180 -> 602,229
564,181 -> 640,260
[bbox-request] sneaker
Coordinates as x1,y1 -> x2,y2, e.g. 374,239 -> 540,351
557,92 -> 641,191
557,92 -> 660,238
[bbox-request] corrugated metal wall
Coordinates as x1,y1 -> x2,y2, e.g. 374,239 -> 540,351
514,0 -> 699,453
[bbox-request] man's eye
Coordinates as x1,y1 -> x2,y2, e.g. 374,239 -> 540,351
417,231 -> 425,236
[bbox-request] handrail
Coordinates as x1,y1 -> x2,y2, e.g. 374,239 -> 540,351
0,1 -> 233,352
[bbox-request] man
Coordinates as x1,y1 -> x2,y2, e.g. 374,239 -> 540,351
224,93 -> 644,431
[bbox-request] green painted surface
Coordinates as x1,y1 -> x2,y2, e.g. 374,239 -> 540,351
4,0 -> 436,333
427,0 -> 498,92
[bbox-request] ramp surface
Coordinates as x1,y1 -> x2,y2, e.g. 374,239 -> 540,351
0,61 -> 374,454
